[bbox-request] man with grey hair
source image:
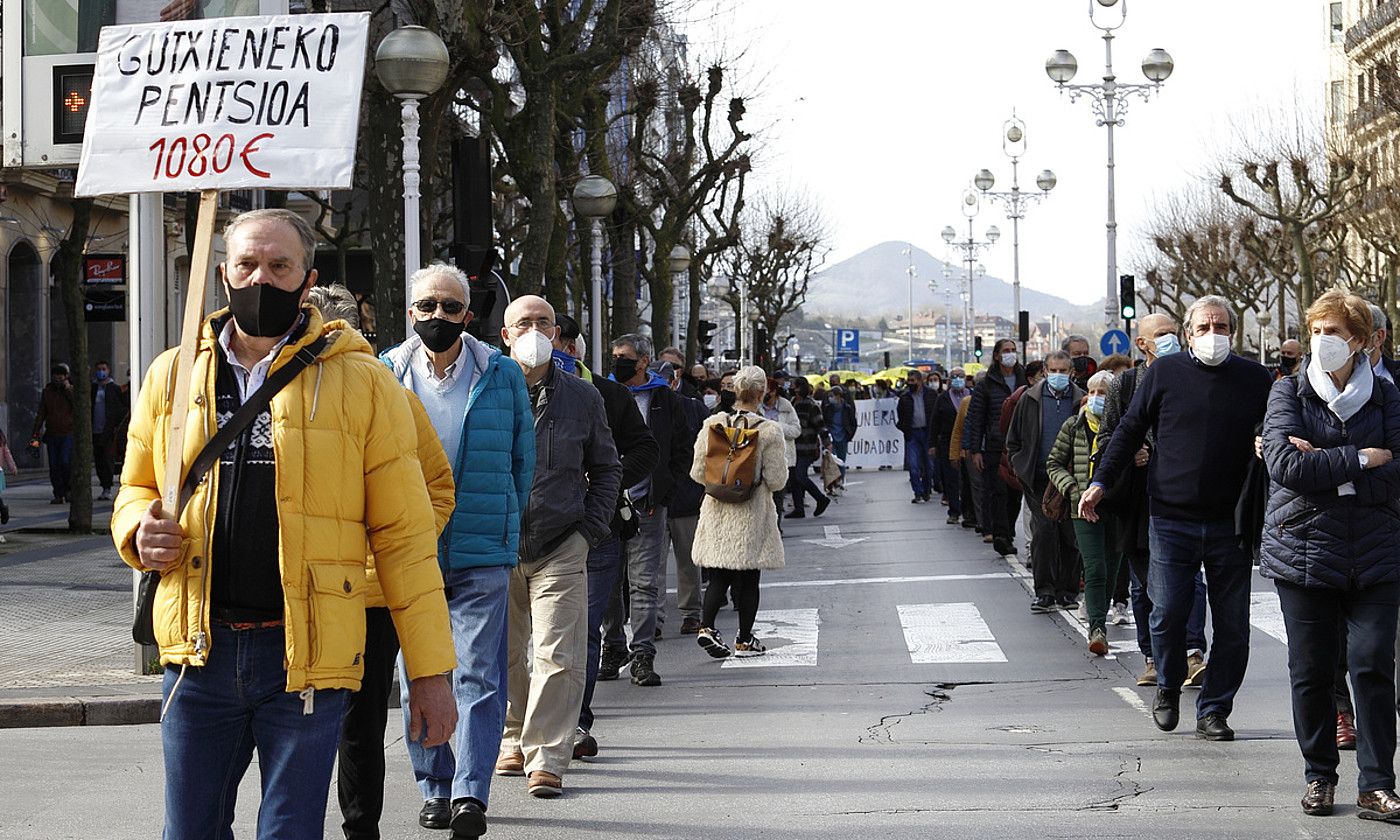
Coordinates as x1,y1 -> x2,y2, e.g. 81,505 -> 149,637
1365,303 -> 1400,384
497,295 -> 620,798
602,332 -> 691,686
1082,293 -> 1271,742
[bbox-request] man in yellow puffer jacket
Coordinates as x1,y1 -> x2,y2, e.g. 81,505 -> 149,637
112,209 -> 457,840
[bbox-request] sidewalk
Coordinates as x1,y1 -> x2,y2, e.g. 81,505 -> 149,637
0,476 -> 163,728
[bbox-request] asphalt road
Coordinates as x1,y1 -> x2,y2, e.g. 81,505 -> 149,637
0,469 -> 1383,839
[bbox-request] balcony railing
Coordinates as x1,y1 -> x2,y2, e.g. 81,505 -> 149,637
1346,0 -> 1400,52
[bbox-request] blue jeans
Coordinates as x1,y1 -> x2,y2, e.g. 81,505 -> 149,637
1127,552 -> 1207,659
1147,516 -> 1253,719
904,428 -> 932,495
1277,580 -> 1399,792
398,565 -> 510,805
622,505 -> 668,658
161,625 -> 349,840
43,433 -> 72,500
831,439 -> 849,477
581,534 -> 624,732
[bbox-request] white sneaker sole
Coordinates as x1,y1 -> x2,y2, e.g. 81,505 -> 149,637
733,648 -> 766,657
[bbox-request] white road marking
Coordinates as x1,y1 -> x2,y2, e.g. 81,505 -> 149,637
897,603 -> 1007,664
802,525 -> 869,549
1250,591 -> 1289,645
666,572 -> 1014,596
1113,686 -> 1152,717
721,608 -> 820,669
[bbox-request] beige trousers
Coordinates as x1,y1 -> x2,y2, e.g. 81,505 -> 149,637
502,531 -> 590,777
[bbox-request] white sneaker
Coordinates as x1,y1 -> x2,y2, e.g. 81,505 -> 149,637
1075,602 -> 1088,621
1109,602 -> 1131,626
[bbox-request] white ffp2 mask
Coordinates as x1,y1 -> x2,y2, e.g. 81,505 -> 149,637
1191,333 -> 1230,367
1313,334 -> 1355,373
513,330 -> 554,369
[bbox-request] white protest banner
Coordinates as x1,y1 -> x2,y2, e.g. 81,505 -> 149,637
75,12 -> 369,196
845,398 -> 903,469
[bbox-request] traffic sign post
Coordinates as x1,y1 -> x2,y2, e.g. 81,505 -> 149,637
1100,329 -> 1130,357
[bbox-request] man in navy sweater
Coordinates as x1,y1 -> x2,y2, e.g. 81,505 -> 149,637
1081,295 -> 1272,742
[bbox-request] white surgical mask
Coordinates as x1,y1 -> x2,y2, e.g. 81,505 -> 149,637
1087,394 -> 1106,416
1313,333 -> 1355,373
703,393 -> 719,409
999,352 -> 1017,368
1191,333 -> 1231,367
513,329 -> 554,369
1152,334 -> 1181,358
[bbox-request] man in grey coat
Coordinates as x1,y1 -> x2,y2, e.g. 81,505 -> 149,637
495,295 -> 622,799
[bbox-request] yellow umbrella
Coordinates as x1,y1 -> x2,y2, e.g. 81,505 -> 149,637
871,366 -> 915,382
804,373 -> 826,389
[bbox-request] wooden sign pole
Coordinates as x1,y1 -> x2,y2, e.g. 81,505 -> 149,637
160,189 -> 220,517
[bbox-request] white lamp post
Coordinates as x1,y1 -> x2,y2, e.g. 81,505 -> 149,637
901,245 -> 918,363
942,196 -> 1000,364
669,243 -> 692,350
374,25 -> 450,334
1046,0 -> 1173,327
974,114 -> 1057,335
571,175 -> 618,363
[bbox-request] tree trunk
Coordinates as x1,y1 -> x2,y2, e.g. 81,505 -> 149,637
610,216 -> 638,336
685,259 -> 702,364
514,84 -> 559,295
1291,224 -> 1315,311
365,90 -> 405,350
1387,259 -> 1399,357
54,199 -> 95,532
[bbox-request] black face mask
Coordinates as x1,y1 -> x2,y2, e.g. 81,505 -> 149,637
226,273 -> 308,338
612,358 -> 640,383
1280,355 -> 1299,371
414,317 -> 464,353
719,391 -> 737,410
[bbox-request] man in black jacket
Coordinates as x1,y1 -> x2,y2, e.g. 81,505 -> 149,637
896,370 -> 940,503
788,378 -> 831,517
1083,295 -> 1271,742
822,385 -> 859,481
603,334 -> 692,687
654,360 -> 709,637
91,359 -> 129,500
963,339 -> 1028,554
932,367 -> 971,524
550,316 -> 657,759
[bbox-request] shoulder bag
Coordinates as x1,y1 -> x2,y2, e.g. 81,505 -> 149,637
133,335 -> 330,645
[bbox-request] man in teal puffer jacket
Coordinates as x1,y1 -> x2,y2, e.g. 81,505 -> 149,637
381,264 -> 535,840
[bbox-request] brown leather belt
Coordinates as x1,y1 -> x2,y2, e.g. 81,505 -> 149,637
218,620 -> 285,630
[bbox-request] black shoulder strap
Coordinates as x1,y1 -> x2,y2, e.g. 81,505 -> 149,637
177,334 -> 331,516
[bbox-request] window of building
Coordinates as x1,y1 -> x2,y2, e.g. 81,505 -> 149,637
1333,79 -> 1347,125
1332,2 -> 1345,43
1361,72 -> 1369,104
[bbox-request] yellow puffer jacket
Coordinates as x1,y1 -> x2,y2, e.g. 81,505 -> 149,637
366,391 -> 455,608
112,308 -> 455,691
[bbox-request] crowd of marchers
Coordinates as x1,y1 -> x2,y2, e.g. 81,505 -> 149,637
116,208 -> 857,840
901,289 -> 1400,824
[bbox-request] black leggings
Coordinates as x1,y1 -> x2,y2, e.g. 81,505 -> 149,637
703,568 -> 762,642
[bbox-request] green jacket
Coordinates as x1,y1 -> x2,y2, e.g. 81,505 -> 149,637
1046,411 -> 1095,519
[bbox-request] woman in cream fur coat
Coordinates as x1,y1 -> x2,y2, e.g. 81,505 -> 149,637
691,365 -> 788,658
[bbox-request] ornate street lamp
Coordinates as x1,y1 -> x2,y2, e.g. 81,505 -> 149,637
571,174 -> 618,364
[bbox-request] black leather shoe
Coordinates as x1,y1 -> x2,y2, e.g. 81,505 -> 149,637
419,798 -> 451,830
1152,688 -> 1181,732
449,798 -> 487,838
813,497 -> 831,517
1195,712 -> 1234,741
1302,780 -> 1335,816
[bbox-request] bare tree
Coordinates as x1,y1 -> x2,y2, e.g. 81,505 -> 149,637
50,198 -> 95,532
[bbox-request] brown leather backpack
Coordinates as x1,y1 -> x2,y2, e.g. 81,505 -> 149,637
703,413 -> 762,502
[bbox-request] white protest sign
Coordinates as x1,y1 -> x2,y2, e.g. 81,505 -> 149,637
845,398 -> 903,469
75,12 -> 369,196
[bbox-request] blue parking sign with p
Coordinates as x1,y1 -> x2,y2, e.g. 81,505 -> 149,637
837,329 -> 860,353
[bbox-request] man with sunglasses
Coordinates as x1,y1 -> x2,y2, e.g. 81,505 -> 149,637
381,264 -> 535,838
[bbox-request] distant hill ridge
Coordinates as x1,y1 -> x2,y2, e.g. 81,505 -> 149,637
805,241 -> 1102,325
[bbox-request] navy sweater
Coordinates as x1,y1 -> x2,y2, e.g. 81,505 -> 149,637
1095,351 -> 1272,522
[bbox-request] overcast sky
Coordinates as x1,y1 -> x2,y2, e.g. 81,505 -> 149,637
682,0 -> 1330,309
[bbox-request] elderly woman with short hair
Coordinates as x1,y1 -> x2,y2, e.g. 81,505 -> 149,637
1262,289 -> 1400,821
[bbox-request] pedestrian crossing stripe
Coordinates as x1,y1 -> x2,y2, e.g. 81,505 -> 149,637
1249,591 -> 1288,645
897,603 -> 1007,664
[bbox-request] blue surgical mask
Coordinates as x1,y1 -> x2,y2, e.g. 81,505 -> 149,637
951,377 -> 965,389
1087,395 -> 1106,416
1046,372 -> 1071,392
1153,333 -> 1181,357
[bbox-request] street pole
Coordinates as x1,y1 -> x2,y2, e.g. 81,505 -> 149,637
1046,0 -> 1173,328
399,97 -> 422,335
590,220 -> 604,364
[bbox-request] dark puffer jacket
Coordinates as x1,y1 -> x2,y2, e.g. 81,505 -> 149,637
1259,366 -> 1400,590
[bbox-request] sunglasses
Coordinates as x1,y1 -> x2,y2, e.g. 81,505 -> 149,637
412,298 -> 467,316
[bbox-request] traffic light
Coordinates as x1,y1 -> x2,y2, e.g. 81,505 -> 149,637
697,319 -> 717,360
1120,274 -> 1137,321
974,336 -> 984,359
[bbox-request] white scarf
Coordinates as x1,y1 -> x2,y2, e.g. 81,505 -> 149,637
1306,351 -> 1373,497
1306,351 -> 1373,423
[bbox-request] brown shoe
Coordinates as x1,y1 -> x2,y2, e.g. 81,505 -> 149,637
494,751 -> 524,776
1136,659 -> 1157,687
680,617 -> 702,634
1302,780 -> 1335,816
1184,652 -> 1207,688
1337,711 -> 1357,751
528,770 -> 562,798
1359,789 -> 1400,822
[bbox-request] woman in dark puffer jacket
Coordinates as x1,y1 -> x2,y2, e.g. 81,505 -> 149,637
1261,289 -> 1400,822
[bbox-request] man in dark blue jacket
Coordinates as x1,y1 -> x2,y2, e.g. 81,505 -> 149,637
963,340 -> 1027,554
896,370 -> 940,503
1083,295 -> 1272,742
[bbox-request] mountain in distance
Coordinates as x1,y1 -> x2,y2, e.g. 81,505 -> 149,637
804,241 -> 1102,327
